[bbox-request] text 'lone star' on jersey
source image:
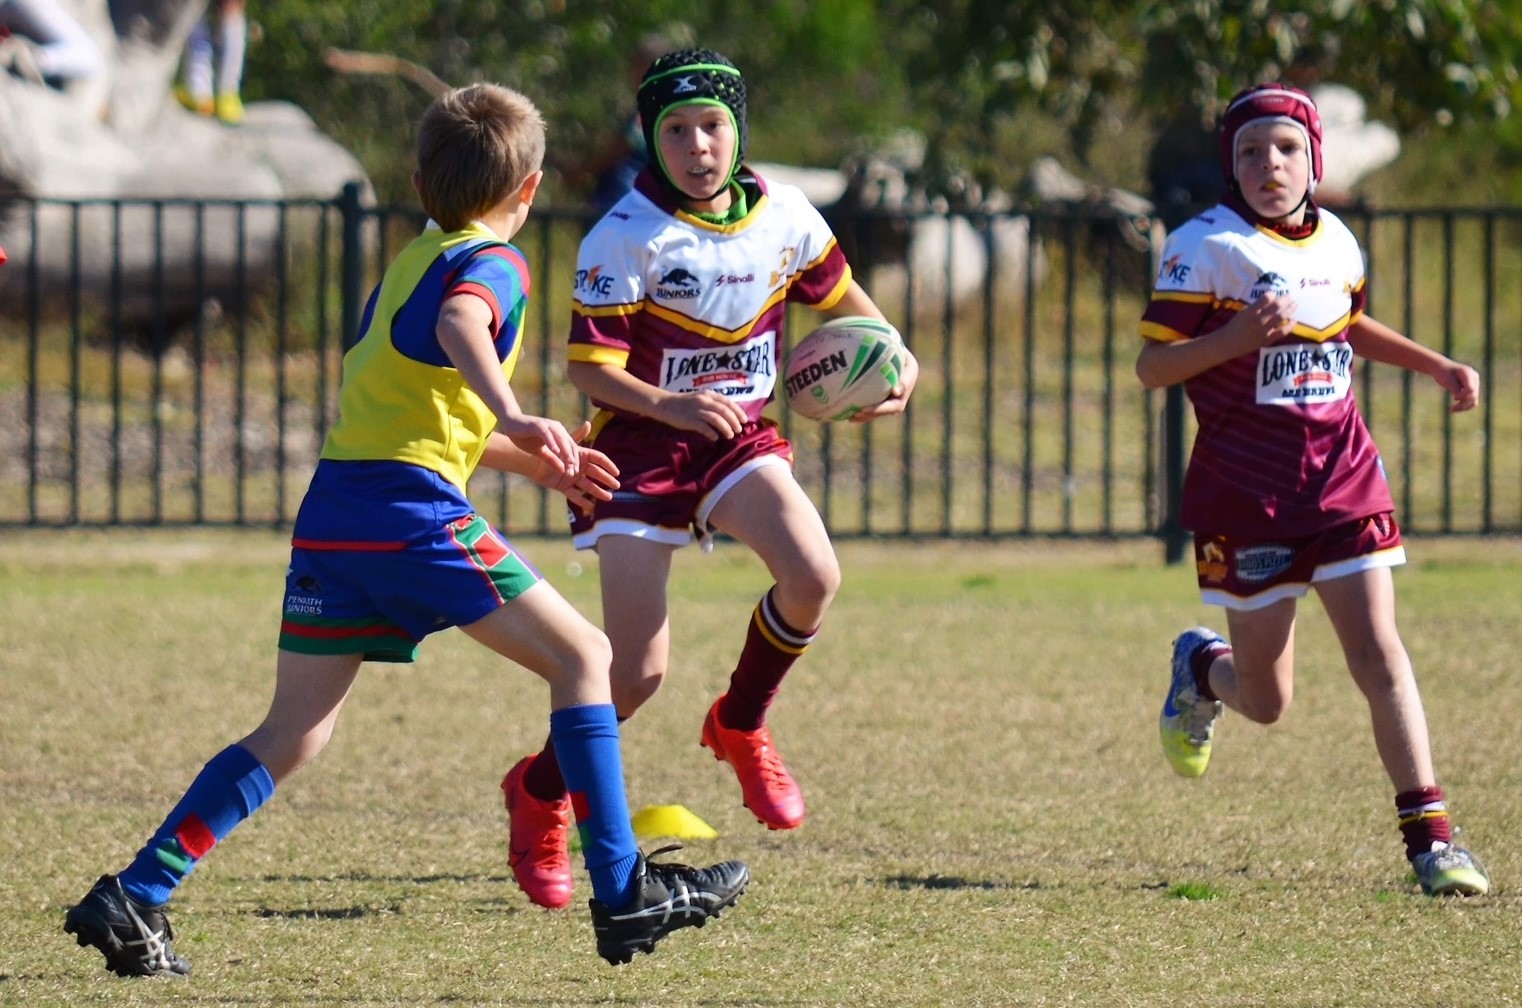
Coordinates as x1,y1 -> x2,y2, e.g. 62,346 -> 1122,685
566,168 -> 853,424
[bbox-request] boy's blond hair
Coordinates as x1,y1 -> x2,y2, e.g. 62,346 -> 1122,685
416,83 -> 546,233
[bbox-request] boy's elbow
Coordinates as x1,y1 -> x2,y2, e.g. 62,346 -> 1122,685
1134,341 -> 1180,389
1134,359 -> 1167,390
565,360 -> 600,395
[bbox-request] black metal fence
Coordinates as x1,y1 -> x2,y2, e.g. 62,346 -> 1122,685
3,185 -> 1521,549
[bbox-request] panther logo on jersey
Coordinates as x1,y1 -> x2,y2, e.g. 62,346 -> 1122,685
655,267 -> 702,300
1249,271 -> 1290,301
654,267 -> 700,299
659,268 -> 700,287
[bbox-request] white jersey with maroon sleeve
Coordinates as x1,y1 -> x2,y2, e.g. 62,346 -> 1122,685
567,167 -> 853,425
1140,203 -> 1394,538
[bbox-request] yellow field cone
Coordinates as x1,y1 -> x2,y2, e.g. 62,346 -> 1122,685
631,804 -> 719,840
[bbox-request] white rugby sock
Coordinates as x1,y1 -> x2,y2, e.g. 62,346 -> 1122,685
216,8 -> 246,95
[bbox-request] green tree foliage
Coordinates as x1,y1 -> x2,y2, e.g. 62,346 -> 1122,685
248,1 -> 909,203
244,0 -> 1522,204
1131,2 -> 1521,132
885,0 -> 1522,186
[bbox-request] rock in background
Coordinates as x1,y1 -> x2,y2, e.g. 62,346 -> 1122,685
0,0 -> 372,328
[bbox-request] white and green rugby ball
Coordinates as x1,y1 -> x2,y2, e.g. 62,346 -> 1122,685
783,316 -> 905,422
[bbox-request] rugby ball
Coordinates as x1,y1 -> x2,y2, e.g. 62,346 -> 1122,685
783,317 -> 905,422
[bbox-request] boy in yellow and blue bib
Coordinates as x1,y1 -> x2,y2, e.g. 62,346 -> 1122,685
64,83 -> 749,977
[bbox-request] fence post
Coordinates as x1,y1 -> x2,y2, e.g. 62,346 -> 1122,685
339,181 -> 366,351
1162,384 -> 1189,564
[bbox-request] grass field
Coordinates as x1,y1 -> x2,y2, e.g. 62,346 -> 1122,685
3,530 -> 1521,1007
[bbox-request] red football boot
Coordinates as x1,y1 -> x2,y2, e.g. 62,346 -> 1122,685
700,697 -> 805,830
501,755 -> 573,909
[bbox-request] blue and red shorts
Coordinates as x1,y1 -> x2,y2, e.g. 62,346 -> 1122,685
278,513 -> 542,662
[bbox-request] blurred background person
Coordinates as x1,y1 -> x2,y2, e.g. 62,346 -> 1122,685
175,0 -> 246,124
1147,96 -> 1223,231
0,0 -> 103,89
575,33 -> 673,216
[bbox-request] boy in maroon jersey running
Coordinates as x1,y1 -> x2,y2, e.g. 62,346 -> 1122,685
498,48 -> 917,910
1137,83 -> 1488,896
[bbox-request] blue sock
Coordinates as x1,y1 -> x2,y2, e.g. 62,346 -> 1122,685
119,744 -> 275,906
549,704 -> 639,905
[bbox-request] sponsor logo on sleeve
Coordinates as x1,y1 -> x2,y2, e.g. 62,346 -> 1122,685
575,264 -> 616,298
768,246 -> 797,288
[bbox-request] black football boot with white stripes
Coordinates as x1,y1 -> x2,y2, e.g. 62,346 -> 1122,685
589,845 -> 749,965
64,874 -> 191,978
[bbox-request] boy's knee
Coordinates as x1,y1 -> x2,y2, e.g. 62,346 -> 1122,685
1349,663 -> 1412,702
543,630 -> 613,692
1230,669 -> 1293,724
817,559 -> 843,602
782,557 -> 841,612
580,628 -> 613,672
1344,642 -> 1410,694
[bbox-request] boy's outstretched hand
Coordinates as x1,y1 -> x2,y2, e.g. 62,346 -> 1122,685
1436,360 -> 1481,413
528,421 -> 620,514
501,414 -> 581,478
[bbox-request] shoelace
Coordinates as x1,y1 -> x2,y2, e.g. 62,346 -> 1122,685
728,725 -> 791,786
718,720 -> 793,787
1427,844 -> 1470,870
644,843 -> 735,910
1426,829 -> 1482,874
512,797 -> 569,870
1180,698 -> 1218,745
753,743 -> 792,786
648,843 -> 683,860
643,843 -> 701,879
521,820 -> 569,871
